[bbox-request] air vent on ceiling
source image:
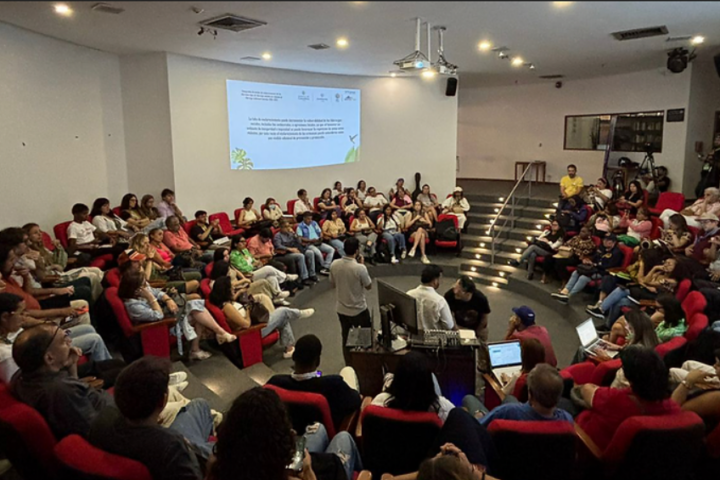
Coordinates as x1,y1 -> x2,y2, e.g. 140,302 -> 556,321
538,74 -> 564,79
199,14 -> 267,33
308,43 -> 331,50
240,56 -> 261,62
612,25 -> 669,41
91,3 -> 125,14
666,36 -> 692,42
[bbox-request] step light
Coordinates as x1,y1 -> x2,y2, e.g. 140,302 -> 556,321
536,224 -> 543,230
479,242 -> 485,247
498,197 -> 504,202
526,236 -> 533,241
471,267 -> 477,272
475,254 -> 481,259
515,248 -> 522,253
499,272 -> 506,277
492,282 -> 499,287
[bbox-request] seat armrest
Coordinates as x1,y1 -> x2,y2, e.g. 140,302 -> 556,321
339,395 -> 365,434
357,471 -> 372,480
575,423 -> 602,459
131,317 -> 177,334
235,323 -> 267,336
149,280 -> 167,288
355,396 -> 373,440
482,373 -> 506,403
638,299 -> 659,307
605,268 -> 624,274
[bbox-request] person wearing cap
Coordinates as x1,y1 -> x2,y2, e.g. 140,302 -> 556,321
685,212 -> 720,266
660,186 -> 720,229
505,306 -> 557,367
266,334 -> 361,428
441,187 -> 471,231
551,233 -> 623,304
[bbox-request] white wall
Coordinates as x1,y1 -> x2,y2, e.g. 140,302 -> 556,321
166,53 -> 458,216
683,59 -> 720,195
0,22 -> 127,231
457,69 -> 692,193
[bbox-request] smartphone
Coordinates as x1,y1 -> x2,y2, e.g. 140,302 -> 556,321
286,436 -> 306,473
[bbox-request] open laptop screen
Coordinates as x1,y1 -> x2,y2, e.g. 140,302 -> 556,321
488,340 -> 522,368
576,319 -> 598,348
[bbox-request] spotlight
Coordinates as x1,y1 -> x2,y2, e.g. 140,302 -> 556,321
492,282 -> 499,287
478,41 -> 492,51
498,51 -> 509,59
471,267 -> 477,272
390,72 -> 397,78
336,38 -> 349,48
667,47 -> 695,73
261,52 -> 272,60
511,57 -> 524,66
691,35 -> 705,45
421,69 -> 436,78
54,3 -> 72,16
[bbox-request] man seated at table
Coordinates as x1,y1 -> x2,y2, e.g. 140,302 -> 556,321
266,334 -> 361,427
407,265 -> 455,331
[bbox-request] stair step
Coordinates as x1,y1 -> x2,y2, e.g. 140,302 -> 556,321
459,260 -> 516,277
461,247 -> 520,263
463,271 -> 509,287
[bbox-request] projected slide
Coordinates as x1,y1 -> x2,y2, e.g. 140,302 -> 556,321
227,80 -> 361,170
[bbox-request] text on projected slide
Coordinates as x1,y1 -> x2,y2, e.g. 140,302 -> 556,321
227,80 -> 361,170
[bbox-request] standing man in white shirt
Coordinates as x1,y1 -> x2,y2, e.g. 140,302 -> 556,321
329,237 -> 372,365
406,265 -> 456,331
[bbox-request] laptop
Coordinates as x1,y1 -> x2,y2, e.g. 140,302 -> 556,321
576,319 -> 619,358
488,340 -> 523,383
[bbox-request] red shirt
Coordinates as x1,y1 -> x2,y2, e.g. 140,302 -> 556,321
3,278 -> 41,311
511,325 -> 557,367
163,229 -> 194,253
577,387 -> 680,452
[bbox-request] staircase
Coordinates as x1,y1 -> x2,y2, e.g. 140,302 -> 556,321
459,193 -> 557,288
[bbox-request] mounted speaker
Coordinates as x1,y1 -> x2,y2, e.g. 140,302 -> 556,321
714,53 -> 720,78
445,77 -> 458,96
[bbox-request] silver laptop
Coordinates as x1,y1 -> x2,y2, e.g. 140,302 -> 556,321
576,319 -> 618,358
488,340 -> 523,383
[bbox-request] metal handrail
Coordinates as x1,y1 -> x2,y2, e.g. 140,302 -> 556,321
489,162 -> 537,264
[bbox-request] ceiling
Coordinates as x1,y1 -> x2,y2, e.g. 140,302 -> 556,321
1,1 -> 719,86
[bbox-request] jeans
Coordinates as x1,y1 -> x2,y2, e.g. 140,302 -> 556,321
282,252 -> 309,280
307,243 -> 334,269
305,423 -> 363,480
564,271 -> 600,297
381,231 -> 406,256
66,324 -> 112,361
600,286 -> 634,328
168,398 -> 215,460
355,233 -> 378,257
519,244 -> 552,273
261,307 -> 300,346
327,239 -> 346,257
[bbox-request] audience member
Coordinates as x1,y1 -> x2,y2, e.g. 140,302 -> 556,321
163,215 -> 213,263
558,165 -> 584,212
329,237 -> 372,364
390,186 -> 413,214
443,276 -> 491,341
616,180 -> 645,215
617,207 -> 652,247
190,210 -> 223,249
67,203 -> 124,258
586,177 -> 613,211
229,235 -> 297,288
685,213 -> 719,265
139,195 -> 161,223
266,334 -> 361,426
377,204 -> 407,264
89,356 -> 214,480
274,220 -> 318,285
293,188 -> 314,221
332,181 -> 344,201
389,178 -> 405,200
504,306 -> 557,367
408,265 -> 455,331
441,187 -> 471,231
498,338 -> 546,397
662,213 -> 694,254
208,258 -> 288,304
556,195 -> 588,231
417,184 -> 440,222
540,226 -> 595,284
317,188 -> 341,221
248,227 -> 296,274
156,188 -> 186,221
669,348 -> 720,422
340,188 -> 363,218
356,180 -> 368,201
405,200 -> 433,264
363,186 -> 388,222
119,193 -> 148,232
349,209 -> 378,262
90,197 -> 132,241
322,209 -> 347,256
510,220 -> 564,280
236,197 -> 264,236
262,197 -> 284,228
660,187 -> 720,229
297,211 -> 334,275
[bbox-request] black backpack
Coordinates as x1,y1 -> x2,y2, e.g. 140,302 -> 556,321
436,219 -> 458,241
375,239 -> 392,263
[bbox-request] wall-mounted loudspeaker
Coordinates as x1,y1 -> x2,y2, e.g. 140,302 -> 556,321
714,53 -> 720,78
446,77 -> 458,96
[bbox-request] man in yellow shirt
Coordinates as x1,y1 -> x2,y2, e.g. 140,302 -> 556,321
559,164 -> 584,211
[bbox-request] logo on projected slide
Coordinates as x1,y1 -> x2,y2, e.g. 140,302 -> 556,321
343,91 -> 357,102
298,90 -> 310,101
314,92 -> 329,103
335,93 -> 341,102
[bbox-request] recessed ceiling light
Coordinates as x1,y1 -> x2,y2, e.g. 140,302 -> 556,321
261,52 -> 272,60
421,69 -> 436,79
336,37 -> 349,48
511,57 -> 524,66
54,3 -> 73,16
390,72 -> 397,78
691,35 -> 705,45
478,41 -> 492,51
553,2 -> 574,7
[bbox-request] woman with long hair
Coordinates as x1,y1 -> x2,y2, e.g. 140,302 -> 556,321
129,233 -> 200,294
317,188 -> 340,221
390,186 -> 413,214
617,180 -> 645,215
587,177 -> 613,211
340,188 -> 363,218
349,209 -> 378,261
332,180 -> 344,201
356,179 -> 368,201
652,292 -> 687,342
209,276 -> 312,358
500,338 -> 546,397
229,236 -> 297,291
404,200 -> 433,264
209,258 -> 284,304
119,269 -> 236,360
417,184 -> 440,222
237,197 -> 262,231
371,351 -> 455,422
139,194 -> 160,221
119,193 -> 148,232
376,204 -> 407,264
90,197 -> 131,240
321,209 -> 346,256
262,197 -> 284,228
511,220 -> 564,280
662,214 -> 694,254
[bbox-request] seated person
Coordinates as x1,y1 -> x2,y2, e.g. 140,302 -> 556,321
652,292 -> 688,343
669,348 -> 720,423
660,186 -> 720,229
89,356 -> 214,480
415,444 -> 500,480
464,364 -> 573,427
576,345 -> 680,452
389,186 -> 412,214
617,207 -> 652,248
404,200 -> 434,264
332,180 -> 344,201
407,265 -> 455,331
588,203 -> 620,236
125,238 -> 201,294
266,334 -> 361,427
229,236 -> 297,287
10,323 -> 113,438
274,220 -> 318,285
120,193 -> 165,233
190,210 -> 223,249
156,188 -> 186,221
504,306 -> 557,367
685,213 -> 720,266
90,197 -> 132,241
163,216 -> 213,263
139,195 -> 162,224
248,228 -> 297,275
67,203 -> 125,258
585,177 -> 613,211
416,184 -> 440,222
293,188 -> 316,222
616,181 -> 645,216
372,351 -> 455,423
349,209 -> 378,262
148,227 -> 202,273
209,387 -> 362,480
558,164 -> 584,210
296,212 -> 334,276
540,226 -> 595,284
388,178 -> 405,200
510,220 -> 564,280
362,186 -> 388,222
443,276 -> 491,341
209,258 -> 289,306
499,338 -> 546,398
317,188 -> 341,221
340,188 -> 363,219
209,276 -> 313,359
0,293 -> 115,385
322,210 -> 347,257
236,197 -> 264,234
262,197 -> 284,228
551,233 -> 623,304
441,187 -> 471,231
555,195 -> 588,232
661,214 -> 694,254
377,205 -> 407,264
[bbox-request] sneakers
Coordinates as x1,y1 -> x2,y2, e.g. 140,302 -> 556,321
286,274 -> 300,282
509,259 -> 520,267
586,306 -> 604,319
277,291 -> 291,300
174,381 -> 189,393
299,308 -> 315,319
401,249 -> 407,259
319,268 -> 330,276
303,278 -> 316,286
408,248 -> 417,258
168,371 -> 188,386
627,296 -> 640,305
274,299 -> 292,306
189,350 -> 212,361
421,255 -> 431,264
391,255 -> 399,264
551,292 -> 569,304
283,347 -> 295,359
216,331 -> 237,345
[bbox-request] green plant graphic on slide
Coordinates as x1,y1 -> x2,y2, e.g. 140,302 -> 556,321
231,148 -> 254,170
344,134 -> 359,163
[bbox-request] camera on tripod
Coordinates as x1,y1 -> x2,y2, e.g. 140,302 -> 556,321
644,142 -> 655,156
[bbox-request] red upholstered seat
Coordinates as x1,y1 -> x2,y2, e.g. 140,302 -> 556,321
686,312 -> 708,342
41,231 -> 55,251
434,214 -> 461,254
682,291 -> 707,320
560,359 -> 621,386
488,420 -> 576,480
0,385 -> 58,479
649,216 -> 663,240
648,192 -> 685,216
204,262 -> 214,279
209,212 -> 244,237
675,278 -> 692,303
53,220 -> 113,269
112,206 -> 122,217
313,197 -> 321,211
286,199 -> 298,216
183,219 -> 196,236
105,268 -> 121,288
264,384 -> 337,438
54,435 -> 152,480
204,299 -> 279,368
200,278 -> 212,298
359,405 -> 442,478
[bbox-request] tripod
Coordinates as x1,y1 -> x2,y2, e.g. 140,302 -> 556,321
633,149 -> 659,189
